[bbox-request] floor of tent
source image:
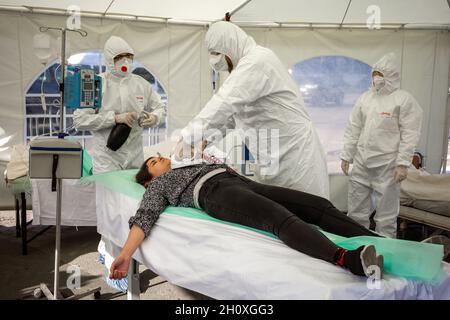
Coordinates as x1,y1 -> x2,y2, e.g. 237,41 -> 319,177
0,210 -> 211,300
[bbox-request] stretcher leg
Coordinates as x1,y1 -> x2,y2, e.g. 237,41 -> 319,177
15,198 -> 20,238
127,259 -> 140,300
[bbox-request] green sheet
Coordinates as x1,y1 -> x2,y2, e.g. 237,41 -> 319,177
83,169 -> 445,283
82,149 -> 93,177
6,175 -> 32,195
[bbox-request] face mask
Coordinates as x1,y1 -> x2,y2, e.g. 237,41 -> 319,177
373,75 -> 385,91
209,53 -> 228,72
113,57 -> 133,77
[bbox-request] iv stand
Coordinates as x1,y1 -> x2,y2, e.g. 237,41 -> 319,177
34,26 -> 101,300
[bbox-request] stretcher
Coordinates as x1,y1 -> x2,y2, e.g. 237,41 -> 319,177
95,181 -> 450,300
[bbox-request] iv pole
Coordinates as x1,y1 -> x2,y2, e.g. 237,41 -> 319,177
34,26 -> 100,300
39,26 -> 87,136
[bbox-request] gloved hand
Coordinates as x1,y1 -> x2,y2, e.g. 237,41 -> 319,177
115,112 -> 137,127
172,139 -> 198,161
394,165 -> 408,183
201,140 -> 208,151
341,160 -> 350,175
138,111 -> 157,128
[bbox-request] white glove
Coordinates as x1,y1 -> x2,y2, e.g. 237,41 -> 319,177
341,160 -> 350,176
170,139 -> 204,169
115,112 -> 137,127
203,145 -> 227,164
394,165 -> 408,183
138,111 -> 157,128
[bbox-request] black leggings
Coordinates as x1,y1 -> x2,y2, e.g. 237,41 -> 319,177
198,171 -> 379,264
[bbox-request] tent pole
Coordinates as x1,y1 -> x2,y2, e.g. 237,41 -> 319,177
339,0 -> 353,28
0,8 -> 449,30
230,0 -> 253,17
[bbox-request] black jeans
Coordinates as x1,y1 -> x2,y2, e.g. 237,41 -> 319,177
198,171 -> 379,263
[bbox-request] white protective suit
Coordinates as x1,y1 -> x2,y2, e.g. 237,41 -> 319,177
73,36 -> 165,173
181,22 -> 329,198
341,53 -> 423,237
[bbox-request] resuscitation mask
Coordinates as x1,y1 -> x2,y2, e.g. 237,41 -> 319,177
113,57 -> 133,77
209,53 -> 228,72
170,142 -> 204,169
373,75 -> 385,91
106,123 -> 132,151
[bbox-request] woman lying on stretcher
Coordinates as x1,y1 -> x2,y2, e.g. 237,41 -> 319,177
110,154 -> 385,280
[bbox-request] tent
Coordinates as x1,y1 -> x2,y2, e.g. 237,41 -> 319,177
1,0 -> 449,27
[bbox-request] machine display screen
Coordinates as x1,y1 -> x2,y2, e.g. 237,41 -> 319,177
83,82 -> 93,90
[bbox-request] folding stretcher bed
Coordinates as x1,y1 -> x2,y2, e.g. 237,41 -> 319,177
398,205 -> 450,253
6,176 -> 96,255
399,167 -> 450,237
95,183 -> 450,300
399,205 -> 450,234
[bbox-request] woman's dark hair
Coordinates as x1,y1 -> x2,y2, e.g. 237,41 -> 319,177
411,151 -> 424,169
135,157 -> 154,187
414,152 -> 423,162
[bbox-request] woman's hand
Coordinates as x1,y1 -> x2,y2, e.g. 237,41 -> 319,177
109,225 -> 145,279
109,254 -> 131,280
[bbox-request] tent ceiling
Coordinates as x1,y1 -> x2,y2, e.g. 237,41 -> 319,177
107,0 -> 244,22
343,0 -> 450,25
0,0 -> 449,27
232,0 -> 352,24
0,0 -> 245,22
232,0 -> 450,26
0,0 -> 113,14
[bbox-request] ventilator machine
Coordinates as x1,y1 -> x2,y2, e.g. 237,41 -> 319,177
64,66 -> 102,109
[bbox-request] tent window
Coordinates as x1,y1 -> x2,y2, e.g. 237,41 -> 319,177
25,51 -> 167,155
290,56 -> 372,174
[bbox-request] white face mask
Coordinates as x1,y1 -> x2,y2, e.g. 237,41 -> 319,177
113,57 -> 133,77
209,53 -> 228,72
373,75 -> 385,91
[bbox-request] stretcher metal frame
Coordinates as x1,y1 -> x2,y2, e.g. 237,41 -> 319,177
127,260 -> 140,300
398,205 -> 450,239
13,191 -> 52,255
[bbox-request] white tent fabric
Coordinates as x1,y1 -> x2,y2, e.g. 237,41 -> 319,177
107,0 -> 244,22
342,0 -> 450,25
234,0 -> 352,24
1,0 -> 113,14
0,0 -> 245,22
233,0 -> 450,26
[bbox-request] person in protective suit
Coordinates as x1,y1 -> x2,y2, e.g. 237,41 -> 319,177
73,35 -> 165,173
73,35 -> 166,292
341,53 -> 423,238
179,21 -> 330,199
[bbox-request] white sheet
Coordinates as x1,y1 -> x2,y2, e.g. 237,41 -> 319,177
31,179 -> 96,226
96,184 -> 450,300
